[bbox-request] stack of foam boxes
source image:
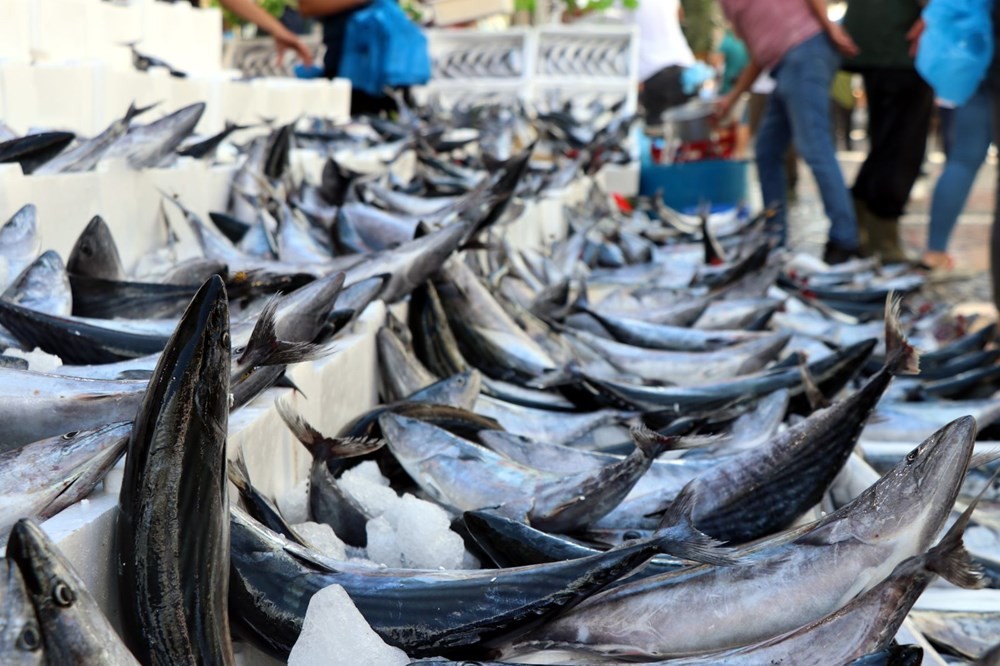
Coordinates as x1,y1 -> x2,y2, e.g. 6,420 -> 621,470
416,24 -> 640,209
0,0 -> 351,272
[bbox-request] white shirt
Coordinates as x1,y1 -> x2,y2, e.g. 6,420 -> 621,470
630,0 -> 695,81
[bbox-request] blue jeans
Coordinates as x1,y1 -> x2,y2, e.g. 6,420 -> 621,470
755,33 -> 859,249
927,86 -> 994,252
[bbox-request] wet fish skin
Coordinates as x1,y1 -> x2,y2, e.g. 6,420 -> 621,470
0,422 -> 131,540
7,519 -> 139,664
3,250 -> 72,317
34,102 -> 152,174
0,250 -> 73,349
0,132 -> 75,174
115,276 -> 235,665
512,416 -> 978,659
0,299 -> 170,364
0,369 -> 146,454
0,204 -> 42,289
66,215 -> 126,281
229,505 -> 689,660
0,558 -> 45,666
653,455 -> 989,666
110,102 -> 205,169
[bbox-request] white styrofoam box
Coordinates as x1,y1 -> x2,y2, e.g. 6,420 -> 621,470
0,158 -> 237,272
101,68 -> 157,128
328,78 -> 352,121
101,0 -> 145,50
1,168 -> 105,258
0,63 -> 38,134
428,0 -> 515,27
167,75 -> 224,135
220,78 -> 257,126
0,0 -> 32,64
30,0 -> 91,63
137,0 -> 222,76
21,301 -> 384,657
596,162 -> 640,197
32,62 -> 105,134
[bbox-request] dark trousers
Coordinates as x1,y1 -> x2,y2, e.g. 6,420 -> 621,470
639,65 -> 691,126
851,68 -> 933,219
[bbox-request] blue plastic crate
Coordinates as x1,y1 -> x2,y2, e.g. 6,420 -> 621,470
639,137 -> 749,214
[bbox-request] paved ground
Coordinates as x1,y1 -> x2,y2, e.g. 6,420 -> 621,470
764,149 -> 998,313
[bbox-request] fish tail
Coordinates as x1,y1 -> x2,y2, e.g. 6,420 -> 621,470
227,450 -> 252,494
653,483 -> 738,567
925,469 -> 997,589
884,292 -> 920,375
276,400 -> 384,460
238,295 -> 333,369
629,425 -> 682,459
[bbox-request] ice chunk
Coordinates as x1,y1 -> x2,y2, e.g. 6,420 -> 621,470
287,584 -> 409,666
5,346 -> 62,373
339,461 -> 397,518
365,493 -> 468,570
293,522 -> 347,561
276,478 -> 310,525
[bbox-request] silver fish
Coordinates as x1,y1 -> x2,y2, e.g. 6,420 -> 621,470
511,416 -> 978,659
6,519 -> 139,664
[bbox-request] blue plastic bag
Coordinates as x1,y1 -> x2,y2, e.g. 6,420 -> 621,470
339,0 -> 431,97
916,0 -> 994,107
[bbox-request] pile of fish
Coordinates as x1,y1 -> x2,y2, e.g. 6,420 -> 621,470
0,98 -> 998,666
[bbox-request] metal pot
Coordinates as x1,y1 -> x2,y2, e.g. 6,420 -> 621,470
661,101 -> 716,142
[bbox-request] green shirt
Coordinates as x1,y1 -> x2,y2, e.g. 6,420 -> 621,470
843,0 -> 924,70
718,30 -> 749,94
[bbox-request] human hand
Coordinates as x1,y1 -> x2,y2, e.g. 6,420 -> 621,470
274,30 -> 313,68
906,17 -> 925,58
827,22 -> 860,57
714,93 -> 736,122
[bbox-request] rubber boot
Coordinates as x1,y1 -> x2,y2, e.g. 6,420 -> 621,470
853,196 -> 873,258
867,215 -> 908,264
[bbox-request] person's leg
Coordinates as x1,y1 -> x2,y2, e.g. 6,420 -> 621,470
754,92 -> 794,243
991,90 -> 1000,310
777,33 -> 859,254
926,87 -> 993,253
852,69 -> 933,261
856,70 -> 932,220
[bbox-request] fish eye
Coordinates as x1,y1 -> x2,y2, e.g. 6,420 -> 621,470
52,580 -> 75,607
234,346 -> 246,355
61,431 -> 78,440
623,530 -> 642,541
906,450 -> 918,464
17,624 -> 41,651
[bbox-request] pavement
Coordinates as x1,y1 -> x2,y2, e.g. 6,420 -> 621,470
758,148 -> 998,316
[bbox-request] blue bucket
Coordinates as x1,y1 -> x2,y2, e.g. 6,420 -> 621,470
638,136 -> 749,214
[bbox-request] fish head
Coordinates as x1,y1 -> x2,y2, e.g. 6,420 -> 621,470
130,275 -> 231,460
838,416 -> 976,550
66,216 -> 124,280
5,519 -> 85,640
0,558 -> 44,664
0,205 -> 39,254
5,250 -> 67,299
